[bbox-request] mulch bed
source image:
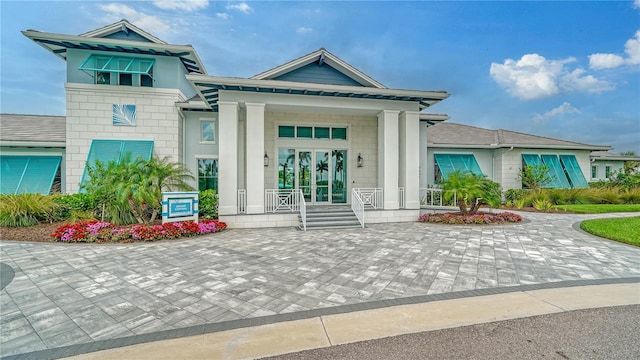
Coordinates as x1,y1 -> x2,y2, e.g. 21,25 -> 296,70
1,222 -> 63,242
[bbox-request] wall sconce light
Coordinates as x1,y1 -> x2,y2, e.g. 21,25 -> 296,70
264,153 -> 269,167
357,153 -> 364,167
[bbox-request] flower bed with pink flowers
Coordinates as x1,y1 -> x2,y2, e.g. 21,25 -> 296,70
51,219 -> 227,243
419,212 -> 522,225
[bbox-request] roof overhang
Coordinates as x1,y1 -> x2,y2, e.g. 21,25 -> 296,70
186,74 -> 449,111
0,140 -> 65,148
428,143 -> 612,151
590,154 -> 640,161
420,113 -> 450,125
22,30 -> 207,74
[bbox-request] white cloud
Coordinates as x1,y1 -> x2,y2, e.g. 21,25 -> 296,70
153,0 -> 208,11
589,30 -> 640,69
635,0 -> 640,9
490,53 -> 613,100
532,101 -> 580,123
226,2 -> 252,14
99,3 -> 170,34
216,12 -> 231,20
296,27 -> 312,34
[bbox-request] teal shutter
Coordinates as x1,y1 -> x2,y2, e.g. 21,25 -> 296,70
522,154 -> 543,166
434,154 -> 484,181
81,139 -> 154,188
0,156 -> 60,194
541,155 -> 571,188
559,155 -> 589,188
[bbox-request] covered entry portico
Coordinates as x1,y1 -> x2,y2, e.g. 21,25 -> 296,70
186,50 -> 449,228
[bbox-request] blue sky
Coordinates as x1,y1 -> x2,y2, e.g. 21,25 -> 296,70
1,0 -> 639,153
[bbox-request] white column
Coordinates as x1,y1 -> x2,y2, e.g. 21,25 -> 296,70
400,111 -> 420,209
218,101 -> 239,215
378,110 -> 400,209
245,102 -> 266,214
419,121 -> 429,188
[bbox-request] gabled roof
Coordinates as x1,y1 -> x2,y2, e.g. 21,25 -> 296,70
22,20 -> 207,74
0,114 -> 65,146
428,123 -> 611,151
590,151 -> 640,161
80,19 -> 167,44
251,48 -> 386,88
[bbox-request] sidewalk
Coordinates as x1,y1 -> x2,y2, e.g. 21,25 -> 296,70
65,282 -> 639,360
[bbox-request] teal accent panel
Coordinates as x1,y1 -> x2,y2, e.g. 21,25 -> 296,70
315,127 -> 330,139
434,154 -> 484,180
18,157 -> 61,194
121,140 -> 154,162
278,126 -> 295,138
297,126 -> 313,138
332,127 -> 347,140
79,55 -> 154,75
541,155 -> 571,189
273,63 -> 364,86
522,154 -> 543,166
559,155 -> 589,188
0,156 -> 60,194
81,139 -> 154,188
0,156 -> 29,194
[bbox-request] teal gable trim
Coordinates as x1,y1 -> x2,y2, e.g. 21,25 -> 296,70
273,63 -> 364,86
541,155 -> 571,188
80,140 -> 154,188
0,156 -> 61,194
103,31 -> 153,42
434,154 -> 484,181
559,155 -> 589,188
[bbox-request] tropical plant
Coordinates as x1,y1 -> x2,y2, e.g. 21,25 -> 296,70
0,193 -> 61,227
532,199 -> 553,211
620,151 -> 639,175
442,171 -> 499,215
81,155 -> 194,225
518,164 -> 553,190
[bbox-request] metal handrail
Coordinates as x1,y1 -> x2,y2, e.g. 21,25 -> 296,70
298,189 -> 307,231
353,188 -> 383,209
351,189 -> 365,228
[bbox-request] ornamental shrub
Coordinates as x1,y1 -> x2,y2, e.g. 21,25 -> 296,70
0,193 -> 61,227
199,189 -> 219,219
418,211 -> 522,225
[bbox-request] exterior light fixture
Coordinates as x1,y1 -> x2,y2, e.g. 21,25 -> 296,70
357,153 -> 364,167
264,153 -> 269,167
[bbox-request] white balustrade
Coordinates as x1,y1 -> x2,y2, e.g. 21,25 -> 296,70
351,189 -> 365,228
298,189 -> 307,231
419,187 -> 457,207
265,189 -> 300,213
353,188 -> 383,209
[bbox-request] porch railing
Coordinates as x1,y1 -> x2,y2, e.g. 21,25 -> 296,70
299,189 -> 307,231
353,188 -> 383,209
237,189 -> 246,214
265,189 -> 301,213
419,187 -> 457,207
398,187 -> 405,209
351,189 -> 365,228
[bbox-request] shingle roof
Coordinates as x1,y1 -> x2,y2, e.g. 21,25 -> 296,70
590,151 -> 640,161
428,123 -> 611,151
0,114 -> 65,144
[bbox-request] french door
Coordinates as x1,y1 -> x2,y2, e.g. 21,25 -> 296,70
278,148 -> 347,205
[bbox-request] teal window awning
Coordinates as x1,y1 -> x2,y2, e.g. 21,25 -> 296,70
79,54 -> 154,75
560,155 -> 589,188
522,154 -> 543,167
541,155 -> 571,188
81,139 -> 154,187
434,154 -> 484,181
0,156 -> 61,194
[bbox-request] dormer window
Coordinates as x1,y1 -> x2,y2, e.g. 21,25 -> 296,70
79,55 -> 154,87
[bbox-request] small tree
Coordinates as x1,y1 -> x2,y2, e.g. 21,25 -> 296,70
442,171 -> 501,215
620,151 -> 640,175
82,155 -> 194,225
518,164 -> 552,190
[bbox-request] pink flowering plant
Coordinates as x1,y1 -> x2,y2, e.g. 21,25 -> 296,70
419,211 -> 522,225
51,219 -> 227,243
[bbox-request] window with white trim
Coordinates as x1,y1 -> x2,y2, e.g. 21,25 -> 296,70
200,120 -> 216,143
197,158 -> 218,191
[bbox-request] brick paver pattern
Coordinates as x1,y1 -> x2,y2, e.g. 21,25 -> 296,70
1,211 -> 639,356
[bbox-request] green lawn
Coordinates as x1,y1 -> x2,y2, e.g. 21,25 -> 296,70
580,216 -> 640,246
553,204 -> 640,214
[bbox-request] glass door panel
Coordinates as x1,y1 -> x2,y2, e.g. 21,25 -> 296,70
298,151 -> 312,202
315,151 -> 330,203
331,150 -> 347,203
278,148 -> 295,189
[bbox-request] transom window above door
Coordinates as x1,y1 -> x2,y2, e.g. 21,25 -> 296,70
278,125 -> 347,140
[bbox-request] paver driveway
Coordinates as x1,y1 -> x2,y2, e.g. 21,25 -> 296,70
1,211 -> 639,358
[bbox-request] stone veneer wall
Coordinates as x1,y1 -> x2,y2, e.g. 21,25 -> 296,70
263,111 -> 378,193
64,83 -> 186,193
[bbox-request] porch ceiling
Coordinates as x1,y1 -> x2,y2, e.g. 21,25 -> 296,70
186,75 -> 449,112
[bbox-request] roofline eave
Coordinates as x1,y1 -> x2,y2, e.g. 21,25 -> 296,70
428,143 -> 612,151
